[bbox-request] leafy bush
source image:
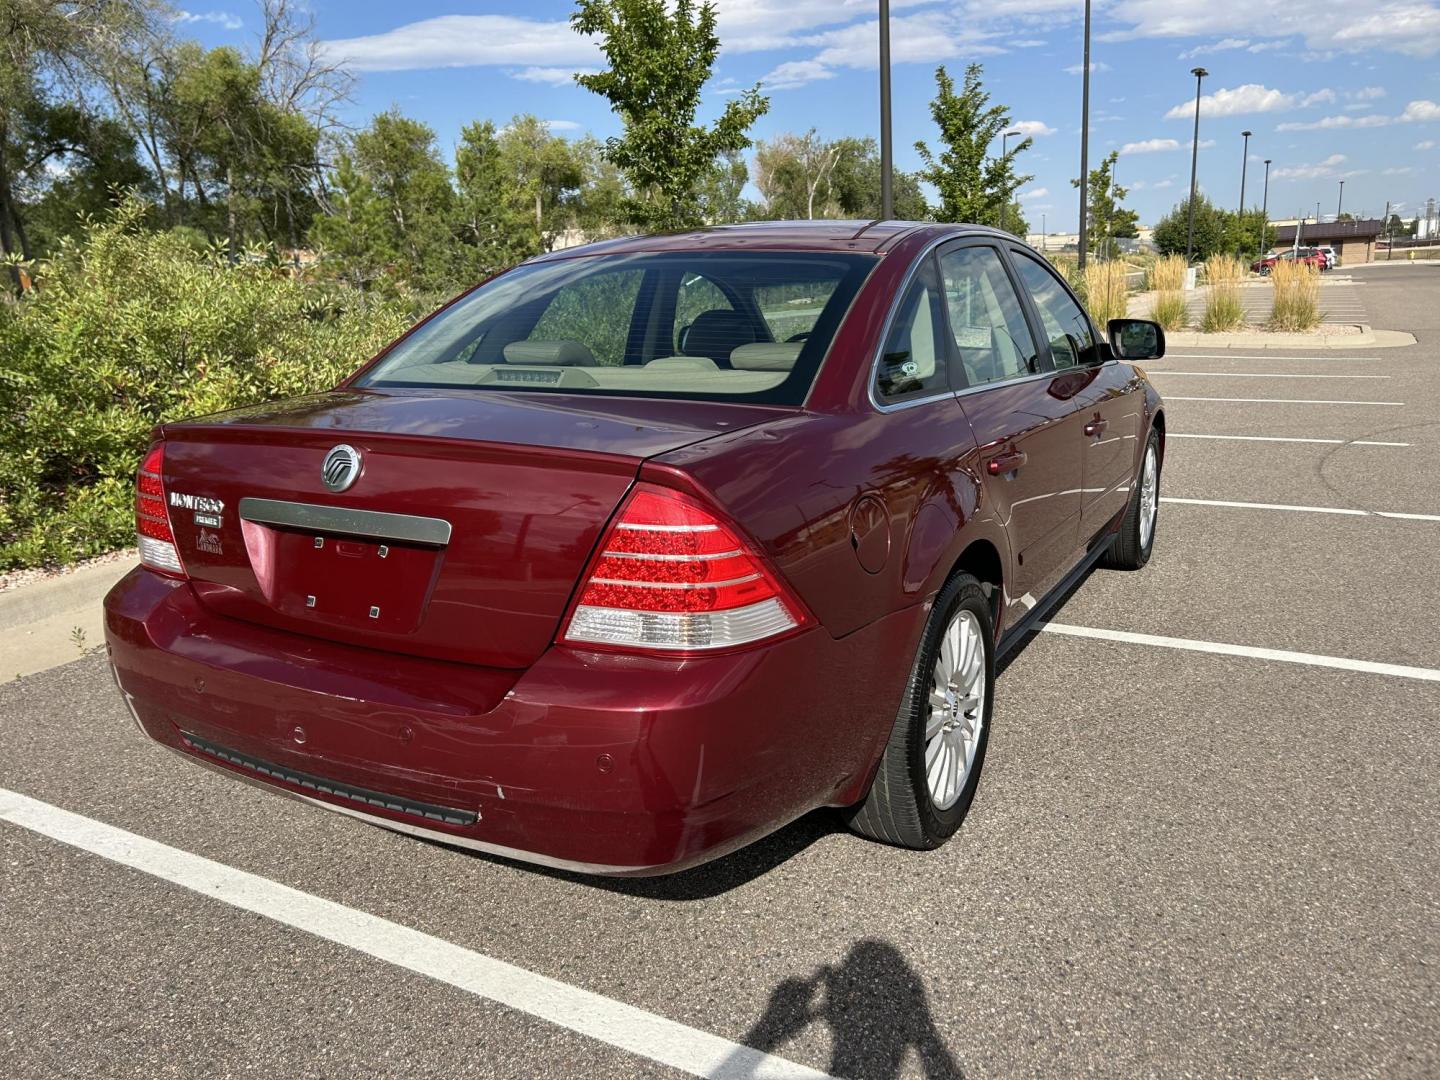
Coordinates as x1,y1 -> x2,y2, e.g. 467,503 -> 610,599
1200,256 -> 1245,332
1083,261 -> 1128,327
0,201 -> 415,570
1269,261 -> 1320,331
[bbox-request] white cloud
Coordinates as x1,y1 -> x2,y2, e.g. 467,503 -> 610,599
1383,165 -> 1415,174
511,67 -> 597,86
322,16 -> 597,70
758,59 -> 836,90
1011,119 -> 1056,137
1416,139 -> 1438,149
174,10 -> 243,31
1400,99 -> 1440,121
1010,38 -> 1047,47
1020,187 -> 1049,199
1276,98 -> 1440,129
1065,60 -> 1111,74
1270,153 -> 1348,180
1348,86 -> 1387,100
1121,137 -> 1181,154
1179,36 -> 1250,60
1331,4 -> 1440,55
544,120 -> 581,132
1164,83 -> 1327,119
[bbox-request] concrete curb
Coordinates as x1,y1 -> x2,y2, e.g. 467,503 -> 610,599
0,557 -> 138,631
1163,325 -> 1418,350
1,557 -> 137,679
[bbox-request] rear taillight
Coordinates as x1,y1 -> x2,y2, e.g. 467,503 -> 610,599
559,483 -> 810,654
135,443 -> 186,577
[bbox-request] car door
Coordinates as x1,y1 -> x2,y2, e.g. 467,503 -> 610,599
1010,248 -> 1146,540
936,240 -> 1084,614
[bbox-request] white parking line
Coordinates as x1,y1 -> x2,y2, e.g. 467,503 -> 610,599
1149,371 -> 1389,379
1041,624 -> 1440,682
1161,496 -> 1440,521
0,789 -> 830,1080
1168,433 -> 1410,447
1166,396 -> 1403,406
1163,354 -> 1378,361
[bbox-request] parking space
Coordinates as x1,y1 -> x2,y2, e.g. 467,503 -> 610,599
3,264 -> 1437,1078
1183,276 -> 1369,324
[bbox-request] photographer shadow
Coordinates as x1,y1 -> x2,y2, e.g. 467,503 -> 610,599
742,939 -> 963,1079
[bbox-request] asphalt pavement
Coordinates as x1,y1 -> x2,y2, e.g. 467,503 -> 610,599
3,262 -> 1438,1079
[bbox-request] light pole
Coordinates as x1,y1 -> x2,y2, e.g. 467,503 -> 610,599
1238,130 -> 1251,256
1185,66 -> 1208,263
878,0 -> 893,219
1261,158 -> 1271,243
1042,212 -> 1047,251
1077,0 -> 1093,269
1001,128 -> 1021,236
1106,156 -> 1117,260
1336,179 -> 1345,221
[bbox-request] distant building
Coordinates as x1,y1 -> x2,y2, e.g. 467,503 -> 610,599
1272,218 -> 1384,264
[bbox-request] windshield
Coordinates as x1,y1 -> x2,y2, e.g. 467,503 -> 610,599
354,250 -> 877,405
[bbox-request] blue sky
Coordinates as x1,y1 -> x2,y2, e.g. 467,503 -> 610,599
176,0 -> 1440,231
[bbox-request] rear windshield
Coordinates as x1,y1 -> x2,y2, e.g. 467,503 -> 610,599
354,251 -> 877,404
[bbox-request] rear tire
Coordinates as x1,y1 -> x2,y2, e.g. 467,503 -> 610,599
1101,428 -> 1160,571
845,573 -> 994,850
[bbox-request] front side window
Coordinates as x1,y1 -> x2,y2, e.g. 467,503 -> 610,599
356,251 -> 876,404
937,245 -> 1039,387
1013,253 -> 1100,369
875,259 -> 948,403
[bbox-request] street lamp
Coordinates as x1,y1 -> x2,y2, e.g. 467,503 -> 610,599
1185,66 -> 1208,263
1042,212 -> 1047,251
878,0 -> 893,219
1337,179 -> 1345,221
1261,158 -> 1272,253
1238,130 -> 1252,256
1001,128 -> 1021,236
1077,0 -> 1093,269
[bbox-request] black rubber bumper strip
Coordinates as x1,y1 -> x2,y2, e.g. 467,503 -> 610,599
181,731 -> 478,827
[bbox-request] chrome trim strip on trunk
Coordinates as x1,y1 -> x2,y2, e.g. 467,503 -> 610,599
238,497 -> 452,546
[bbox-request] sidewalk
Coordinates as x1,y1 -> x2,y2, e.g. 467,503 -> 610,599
0,555 -> 137,679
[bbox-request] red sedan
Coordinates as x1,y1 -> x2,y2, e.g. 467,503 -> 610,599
106,221 -> 1166,875
1252,248 -> 1326,274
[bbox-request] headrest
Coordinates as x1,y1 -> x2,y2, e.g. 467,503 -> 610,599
680,309 -> 759,362
502,339 -> 597,366
730,342 -> 803,372
645,355 -> 720,372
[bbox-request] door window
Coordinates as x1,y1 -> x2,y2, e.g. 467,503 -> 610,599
937,246 -> 1040,387
875,259 -> 948,403
1012,254 -> 1100,369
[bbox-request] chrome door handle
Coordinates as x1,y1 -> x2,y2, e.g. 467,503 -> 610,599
987,449 -> 1028,475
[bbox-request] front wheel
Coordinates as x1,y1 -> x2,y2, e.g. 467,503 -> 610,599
844,573 -> 994,849
1101,428 -> 1160,570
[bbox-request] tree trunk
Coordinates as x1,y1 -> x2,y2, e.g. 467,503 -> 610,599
226,164 -> 239,263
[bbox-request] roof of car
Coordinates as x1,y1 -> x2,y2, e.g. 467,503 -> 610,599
529,220 -> 957,261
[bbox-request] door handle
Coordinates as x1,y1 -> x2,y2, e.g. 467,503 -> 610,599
1084,418 -> 1109,437
987,449 -> 1028,476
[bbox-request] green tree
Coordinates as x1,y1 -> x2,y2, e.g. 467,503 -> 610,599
914,64 -> 1031,229
826,137 -> 928,221
696,149 -> 752,224
453,119 -> 530,276
572,0 -> 768,230
1071,151 -> 1138,256
497,115 -> 585,251
1152,194 -> 1229,261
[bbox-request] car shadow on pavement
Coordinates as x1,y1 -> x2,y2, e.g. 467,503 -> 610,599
736,939 -> 964,1079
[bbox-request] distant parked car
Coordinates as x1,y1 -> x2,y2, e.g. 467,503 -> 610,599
1315,246 -> 1338,270
1252,249 -> 1325,275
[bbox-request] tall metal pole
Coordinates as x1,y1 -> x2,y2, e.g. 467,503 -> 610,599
1077,0 -> 1092,269
1185,67 -> 1208,263
1042,212 -> 1047,250
878,0 -> 893,219
1106,156 -> 1117,260
1238,130 -> 1251,256
1383,199 -> 1392,261
1001,129 -> 1020,236
1336,180 -> 1345,220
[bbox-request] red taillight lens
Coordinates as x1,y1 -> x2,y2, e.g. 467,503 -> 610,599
559,484 -> 810,653
135,443 -> 186,577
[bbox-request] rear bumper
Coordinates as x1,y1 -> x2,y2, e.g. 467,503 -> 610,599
105,568 -> 921,875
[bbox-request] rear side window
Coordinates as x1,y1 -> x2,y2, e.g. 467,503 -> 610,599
937,245 -> 1039,387
357,251 -> 876,405
874,259 -> 949,404
1013,253 -> 1100,369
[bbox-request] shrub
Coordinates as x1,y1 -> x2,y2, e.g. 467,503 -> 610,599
0,200 -> 416,570
1200,255 -> 1245,332
1083,261 -> 1128,327
1147,254 -> 1187,292
1145,254 -> 1188,331
1269,260 -> 1320,331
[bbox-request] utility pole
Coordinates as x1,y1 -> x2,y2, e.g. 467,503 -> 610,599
1001,129 -> 1021,236
1261,159 -> 1271,252
1185,67 -> 1208,263
1383,199 -> 1392,260
1238,130 -> 1251,256
1042,212 -> 1047,250
1336,179 -> 1345,220
878,0 -> 893,219
1077,0 -> 1093,270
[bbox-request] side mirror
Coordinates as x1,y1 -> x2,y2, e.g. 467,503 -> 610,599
1107,318 -> 1165,361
